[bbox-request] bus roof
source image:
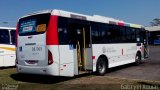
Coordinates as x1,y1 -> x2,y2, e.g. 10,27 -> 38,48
0,26 -> 16,30
20,9 -> 144,29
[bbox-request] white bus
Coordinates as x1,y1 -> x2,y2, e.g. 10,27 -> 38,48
16,9 -> 149,76
0,27 -> 16,67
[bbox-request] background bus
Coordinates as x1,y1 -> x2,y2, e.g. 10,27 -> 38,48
0,27 -> 16,67
145,26 -> 160,45
16,9 -> 149,76
154,35 -> 160,44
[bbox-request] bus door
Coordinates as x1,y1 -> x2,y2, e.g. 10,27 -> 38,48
144,30 -> 149,58
69,23 -> 93,74
141,30 -> 149,58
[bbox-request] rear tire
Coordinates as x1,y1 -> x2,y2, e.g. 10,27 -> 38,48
96,58 -> 107,76
135,53 -> 141,65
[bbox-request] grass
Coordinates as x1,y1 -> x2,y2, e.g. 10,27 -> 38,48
0,68 -> 160,90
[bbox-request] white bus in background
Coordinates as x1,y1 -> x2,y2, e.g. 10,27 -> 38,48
16,9 -> 149,76
0,27 -> 16,67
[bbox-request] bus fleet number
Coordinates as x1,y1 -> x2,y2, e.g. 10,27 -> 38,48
32,47 -> 42,52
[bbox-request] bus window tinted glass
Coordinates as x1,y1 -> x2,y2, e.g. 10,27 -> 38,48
58,17 -> 69,44
11,30 -> 16,45
120,26 -> 126,42
91,22 -> 100,44
19,13 -> 50,36
0,29 -> 10,44
131,28 -> 136,42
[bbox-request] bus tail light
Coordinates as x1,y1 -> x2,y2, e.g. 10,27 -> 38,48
48,50 -> 53,65
92,56 -> 96,60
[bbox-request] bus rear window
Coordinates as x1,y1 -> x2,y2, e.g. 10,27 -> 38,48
19,13 -> 50,36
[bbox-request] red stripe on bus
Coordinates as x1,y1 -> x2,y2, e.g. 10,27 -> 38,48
16,23 -> 19,47
46,15 -> 59,45
118,22 -> 124,26
122,49 -> 123,55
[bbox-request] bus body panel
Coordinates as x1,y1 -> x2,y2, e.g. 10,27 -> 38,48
92,43 -> 140,72
60,63 -> 74,76
17,33 -> 48,66
17,62 -> 59,76
0,45 -> 15,67
0,44 -> 16,67
3,54 -> 16,67
17,45 -> 60,76
0,56 -> 3,66
59,45 -> 74,76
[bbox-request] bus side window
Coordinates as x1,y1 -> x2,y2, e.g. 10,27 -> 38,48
131,28 -> 136,42
126,27 -> 131,42
58,17 -> 69,45
0,29 -> 10,44
99,23 -> 109,44
91,22 -> 100,44
120,26 -> 126,42
108,24 -> 120,43
11,30 -> 16,45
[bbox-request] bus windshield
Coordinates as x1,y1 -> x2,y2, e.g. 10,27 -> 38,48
18,13 -> 50,36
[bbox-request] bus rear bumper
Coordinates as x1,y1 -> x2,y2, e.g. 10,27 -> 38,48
16,63 -> 59,76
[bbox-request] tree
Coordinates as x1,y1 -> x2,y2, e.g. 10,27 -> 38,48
150,18 -> 160,26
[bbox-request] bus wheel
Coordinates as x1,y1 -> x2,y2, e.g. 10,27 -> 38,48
96,58 -> 107,76
135,53 -> 141,65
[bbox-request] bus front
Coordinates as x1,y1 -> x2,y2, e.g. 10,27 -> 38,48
16,11 -> 60,76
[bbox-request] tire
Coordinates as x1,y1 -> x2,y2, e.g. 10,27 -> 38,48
96,58 -> 107,76
135,53 -> 141,65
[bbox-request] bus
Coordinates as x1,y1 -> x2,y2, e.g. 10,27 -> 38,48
16,9 -> 149,76
154,35 -> 160,45
0,27 -> 16,67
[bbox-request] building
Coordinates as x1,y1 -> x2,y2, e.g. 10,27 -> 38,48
145,26 -> 160,44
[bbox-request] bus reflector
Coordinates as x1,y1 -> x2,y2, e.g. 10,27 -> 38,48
48,50 -> 53,65
92,56 -> 96,60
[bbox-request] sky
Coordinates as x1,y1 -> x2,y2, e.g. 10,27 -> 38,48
0,0 -> 160,27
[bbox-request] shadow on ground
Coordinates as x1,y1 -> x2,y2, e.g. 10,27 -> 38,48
10,72 -> 93,84
0,66 -> 16,70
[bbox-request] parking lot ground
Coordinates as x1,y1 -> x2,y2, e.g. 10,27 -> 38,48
0,68 -> 160,90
